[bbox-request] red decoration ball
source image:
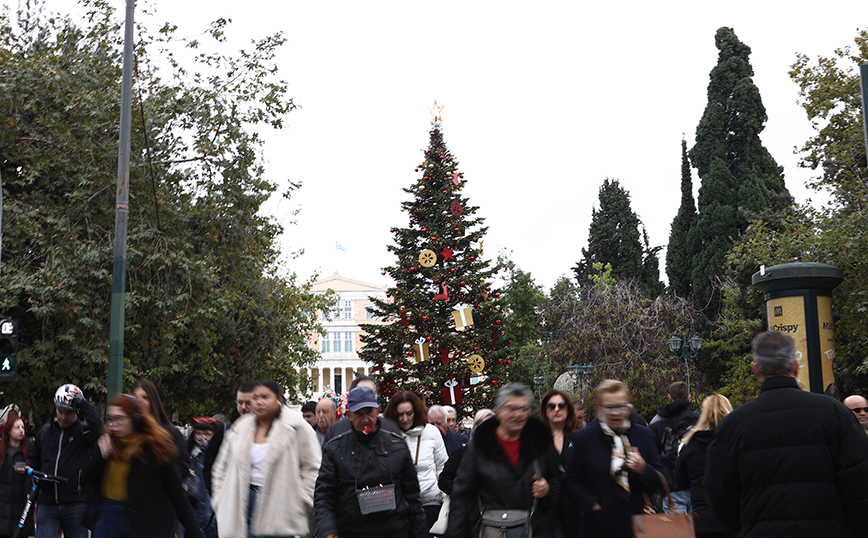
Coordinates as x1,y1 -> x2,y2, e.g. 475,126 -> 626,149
433,279 -> 438,283
422,315 -> 428,321
409,267 -> 415,272
498,358 -> 503,364
422,227 -> 427,232
424,175 -> 429,179
495,292 -> 501,298
508,340 -> 513,345
386,293 -> 391,297
359,336 -> 365,342
408,351 -> 415,357
507,360 -> 512,366
443,190 -> 448,194
454,227 -> 460,232
426,336 -> 431,341
496,319 -> 502,325
415,168 -> 419,172
460,281 -> 465,286
492,380 -> 498,386
390,228 -> 395,232
485,286 -> 491,291
470,256 -> 476,261
399,361 -> 404,367
473,347 -> 479,352
450,268 -> 456,273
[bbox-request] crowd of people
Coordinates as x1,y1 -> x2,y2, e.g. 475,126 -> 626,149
1,330 -> 868,538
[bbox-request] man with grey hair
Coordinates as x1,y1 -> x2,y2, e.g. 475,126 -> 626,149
706,331 -> 868,537
429,404 -> 468,455
444,405 -> 459,431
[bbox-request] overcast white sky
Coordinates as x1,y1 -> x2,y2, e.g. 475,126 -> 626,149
37,1 -> 863,290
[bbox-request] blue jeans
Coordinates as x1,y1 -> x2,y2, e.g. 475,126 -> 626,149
664,489 -> 692,515
93,499 -> 130,538
35,502 -> 89,538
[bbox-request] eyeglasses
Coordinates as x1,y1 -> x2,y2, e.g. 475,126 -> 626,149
501,405 -> 531,414
105,415 -> 131,425
600,404 -> 629,415
850,407 -> 868,414
546,402 -> 568,410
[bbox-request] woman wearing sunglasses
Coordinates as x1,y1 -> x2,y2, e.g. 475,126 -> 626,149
87,394 -> 200,538
540,389 -> 582,537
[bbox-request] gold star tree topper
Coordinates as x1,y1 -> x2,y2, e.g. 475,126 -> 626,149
428,101 -> 445,122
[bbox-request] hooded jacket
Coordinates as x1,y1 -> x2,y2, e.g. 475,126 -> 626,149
403,423 -> 448,505
649,398 -> 698,481
211,409 -> 321,538
27,399 -> 101,505
674,429 -> 723,534
446,416 -> 562,538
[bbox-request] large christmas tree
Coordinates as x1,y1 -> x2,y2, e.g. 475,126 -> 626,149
360,105 -> 511,412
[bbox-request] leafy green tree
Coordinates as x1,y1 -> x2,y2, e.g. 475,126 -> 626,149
359,117 -> 510,412
666,138 -> 698,297
688,27 -> 790,316
574,178 -> 663,296
540,277 -> 706,419
0,1 -> 332,417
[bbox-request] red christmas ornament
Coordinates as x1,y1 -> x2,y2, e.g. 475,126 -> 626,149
495,292 -> 501,298
422,227 -> 427,232
495,319 -> 501,325
454,227 -> 460,232
473,347 -> 479,352
359,336 -> 366,342
508,340 -> 513,345
415,168 -> 419,172
485,286 -> 491,291
492,380 -> 498,386
422,315 -> 428,321
443,190 -> 448,194
409,267 -> 415,272
386,293 -> 391,297
408,350 -> 415,357
450,268 -> 456,273
439,345 -> 449,366
440,247 -> 454,261
390,228 -> 395,232
460,281 -> 465,286
424,175 -> 429,179
498,358 -> 503,363
398,361 -> 404,367
470,256 -> 476,261
507,360 -> 512,365
433,279 -> 438,283
426,336 -> 432,342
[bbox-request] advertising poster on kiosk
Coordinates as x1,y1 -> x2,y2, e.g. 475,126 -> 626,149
766,296 -> 809,390
817,295 -> 838,396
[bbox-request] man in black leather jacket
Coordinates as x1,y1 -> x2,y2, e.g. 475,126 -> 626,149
26,384 -> 102,538
314,386 -> 426,538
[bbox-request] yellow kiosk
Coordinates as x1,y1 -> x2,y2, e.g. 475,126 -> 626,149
752,262 -> 843,396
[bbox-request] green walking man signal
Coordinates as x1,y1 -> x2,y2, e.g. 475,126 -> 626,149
0,318 -> 18,384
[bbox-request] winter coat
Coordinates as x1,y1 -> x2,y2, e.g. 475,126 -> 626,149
211,409 -> 321,538
673,429 -> 725,534
83,445 -> 201,538
403,423 -> 448,505
443,428 -> 468,455
563,421 -> 664,538
705,375 -> 868,538
27,399 -> 102,505
0,443 -> 32,537
649,399 -> 698,482
446,416 -> 562,538
314,419 -> 427,538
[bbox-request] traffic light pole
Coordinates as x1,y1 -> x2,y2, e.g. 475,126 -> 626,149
107,0 -> 135,401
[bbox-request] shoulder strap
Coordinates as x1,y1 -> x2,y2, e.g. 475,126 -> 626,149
415,436 -> 421,466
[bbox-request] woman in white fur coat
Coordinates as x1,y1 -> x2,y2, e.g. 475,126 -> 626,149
384,391 -> 448,536
211,380 -> 321,538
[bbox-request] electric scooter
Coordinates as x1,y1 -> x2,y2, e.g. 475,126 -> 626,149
12,466 -> 67,538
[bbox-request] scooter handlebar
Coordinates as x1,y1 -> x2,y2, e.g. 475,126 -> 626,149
27,469 -> 68,483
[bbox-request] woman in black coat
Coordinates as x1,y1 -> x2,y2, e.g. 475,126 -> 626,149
86,394 -> 200,538
674,394 -> 735,538
0,411 -> 32,538
446,384 -> 562,538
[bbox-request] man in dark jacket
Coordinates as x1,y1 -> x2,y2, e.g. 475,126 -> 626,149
649,381 -> 698,513
203,382 -> 254,494
321,376 -> 402,446
26,384 -> 101,538
429,405 -> 469,455
706,331 -> 868,538
447,383 -> 562,538
314,386 -> 426,538
564,379 -> 664,538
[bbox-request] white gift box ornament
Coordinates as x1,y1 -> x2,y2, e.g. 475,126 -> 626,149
452,307 -> 474,330
413,337 -> 430,363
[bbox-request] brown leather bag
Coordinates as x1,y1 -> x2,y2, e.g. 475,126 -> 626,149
631,472 -> 695,538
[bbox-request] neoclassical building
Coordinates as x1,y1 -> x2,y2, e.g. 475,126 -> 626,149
298,272 -> 387,399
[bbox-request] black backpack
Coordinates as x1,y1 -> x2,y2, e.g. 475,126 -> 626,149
659,412 -> 697,471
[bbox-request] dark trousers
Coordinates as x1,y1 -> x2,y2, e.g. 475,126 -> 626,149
92,499 -> 130,538
423,503 -> 442,537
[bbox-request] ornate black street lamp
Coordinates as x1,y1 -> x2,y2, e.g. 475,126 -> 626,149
667,334 -> 703,394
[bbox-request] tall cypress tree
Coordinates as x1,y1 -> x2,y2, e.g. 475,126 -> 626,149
666,138 -> 698,297
574,178 -> 662,295
687,27 -> 789,314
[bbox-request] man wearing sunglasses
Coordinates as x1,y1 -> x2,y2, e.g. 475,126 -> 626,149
843,395 -> 868,434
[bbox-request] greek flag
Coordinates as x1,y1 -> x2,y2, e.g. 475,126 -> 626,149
335,242 -> 348,251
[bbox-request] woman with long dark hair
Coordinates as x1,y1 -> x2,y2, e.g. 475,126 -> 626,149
211,380 -> 321,538
132,379 -> 191,474
540,389 -> 582,538
87,394 -> 200,538
0,411 -> 31,538
384,391 -> 448,535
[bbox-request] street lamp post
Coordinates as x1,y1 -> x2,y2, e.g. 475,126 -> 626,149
666,334 -> 703,394
533,374 -> 546,400
567,364 -> 594,403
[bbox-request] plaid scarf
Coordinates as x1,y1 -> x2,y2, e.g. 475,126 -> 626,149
600,421 -> 632,494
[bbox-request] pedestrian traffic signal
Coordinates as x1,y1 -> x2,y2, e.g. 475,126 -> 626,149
0,318 -> 18,384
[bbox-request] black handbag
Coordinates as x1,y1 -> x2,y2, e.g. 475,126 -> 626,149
477,461 -> 540,538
